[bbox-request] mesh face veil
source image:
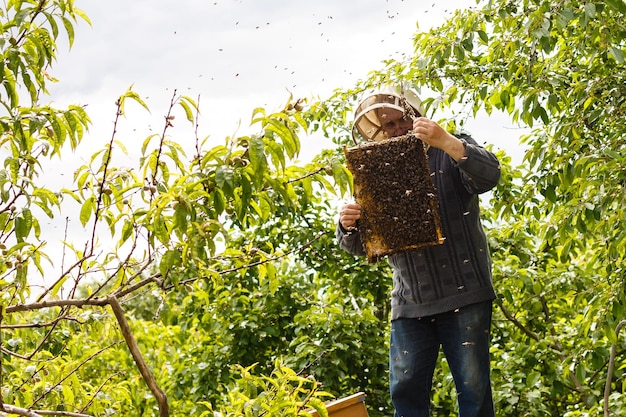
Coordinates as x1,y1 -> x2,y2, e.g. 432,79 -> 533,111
351,84 -> 424,143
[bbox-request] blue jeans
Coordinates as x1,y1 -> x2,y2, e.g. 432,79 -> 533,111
389,301 -> 494,417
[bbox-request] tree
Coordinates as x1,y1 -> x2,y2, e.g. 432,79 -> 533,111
4,0 -> 626,416
334,0 -> 625,414
1,1 -> 363,416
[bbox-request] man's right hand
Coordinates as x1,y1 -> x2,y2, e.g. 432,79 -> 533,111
339,202 -> 361,230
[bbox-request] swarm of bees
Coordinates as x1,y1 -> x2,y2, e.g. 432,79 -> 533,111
344,134 -> 445,263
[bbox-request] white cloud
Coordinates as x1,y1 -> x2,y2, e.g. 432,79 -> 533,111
44,1 -> 472,164
30,0 -> 532,292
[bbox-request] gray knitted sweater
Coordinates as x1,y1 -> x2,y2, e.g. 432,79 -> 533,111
337,134 -> 501,319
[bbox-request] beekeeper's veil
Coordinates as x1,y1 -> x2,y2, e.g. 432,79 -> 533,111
351,83 -> 424,143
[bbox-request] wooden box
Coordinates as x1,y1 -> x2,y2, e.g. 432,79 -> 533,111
344,134 -> 444,263
308,392 -> 369,417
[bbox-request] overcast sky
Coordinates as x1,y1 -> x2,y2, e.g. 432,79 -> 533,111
33,0 -> 530,292
44,0 -> 524,164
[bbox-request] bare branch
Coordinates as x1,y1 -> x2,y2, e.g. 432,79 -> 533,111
27,308 -> 69,360
152,90 -> 178,187
30,343 -> 121,408
285,166 -> 326,184
89,100 -> 123,255
107,295 -> 169,417
496,299 -> 584,392
31,411 -> 93,417
1,404 -> 43,417
604,319 -> 626,417
193,94 -> 202,161
1,346 -> 30,360
79,372 -> 121,414
1,316 -> 83,330
6,273 -> 162,315
114,273 -> 162,299
36,256 -> 91,303
6,298 -> 108,314
86,239 -> 142,301
172,231 -> 329,289
495,299 -> 540,342
0,405 -> 94,417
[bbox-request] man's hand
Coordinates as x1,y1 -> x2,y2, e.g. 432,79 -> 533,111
412,117 -> 466,161
339,202 -> 361,230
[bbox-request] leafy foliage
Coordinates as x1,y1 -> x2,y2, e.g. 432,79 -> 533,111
2,0 -> 626,417
367,0 -> 626,415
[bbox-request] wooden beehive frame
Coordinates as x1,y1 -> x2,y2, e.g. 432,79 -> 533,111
344,134 -> 445,263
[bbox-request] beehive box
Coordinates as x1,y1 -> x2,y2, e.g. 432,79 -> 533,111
308,392 -> 369,417
344,134 -> 445,263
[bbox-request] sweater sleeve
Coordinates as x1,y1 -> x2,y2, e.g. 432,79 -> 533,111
455,134 -> 501,194
336,223 -> 366,257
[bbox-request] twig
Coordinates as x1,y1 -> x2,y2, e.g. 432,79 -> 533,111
193,94 -> 202,161
89,100 -> 123,255
151,90 -> 178,187
285,166 -> 326,184
0,404 -> 43,417
30,411 -> 93,417
114,273 -> 162,299
29,344 -> 120,408
78,372 -> 121,414
604,319 -> 626,417
170,231 -> 329,290
85,239 -> 141,301
36,257 -> 90,303
0,405 -> 94,417
1,316 -> 83,330
107,295 -> 169,417
0,346 -> 30,361
26,307 -> 69,360
496,298 -> 584,392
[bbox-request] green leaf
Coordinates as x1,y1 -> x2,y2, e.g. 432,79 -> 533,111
61,16 -> 76,48
14,209 -> 33,241
79,195 -> 95,226
159,249 -> 181,281
32,188 -> 60,218
213,189 -> 225,214
178,96 -> 198,122
120,219 -> 134,244
266,118 -> 300,158
215,165 -> 234,196
248,135 -> 267,186
477,29 -> 489,44
119,87 -> 150,114
584,3 -> 596,18
609,46 -> 624,63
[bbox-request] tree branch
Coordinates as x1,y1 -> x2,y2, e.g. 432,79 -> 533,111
30,344 -> 120,408
171,231 -> 329,290
5,273 -> 162,314
36,256 -> 91,303
1,315 -> 83,330
0,405 -> 94,417
495,298 -> 540,341
604,319 -> 626,417
78,373 -> 121,414
86,241 -> 144,301
496,299 -> 584,392
1,404 -> 43,417
5,298 -> 108,314
107,295 -> 169,417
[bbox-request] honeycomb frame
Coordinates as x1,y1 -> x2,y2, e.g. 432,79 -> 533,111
344,134 -> 445,263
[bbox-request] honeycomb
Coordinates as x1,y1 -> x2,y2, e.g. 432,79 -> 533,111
344,134 -> 445,263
